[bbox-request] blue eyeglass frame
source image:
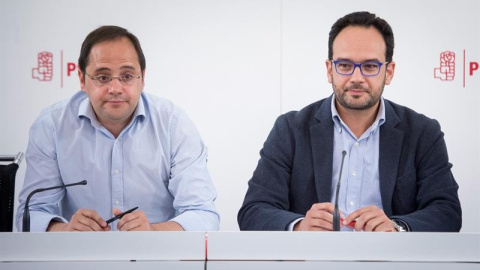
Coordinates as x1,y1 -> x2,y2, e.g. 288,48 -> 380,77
331,60 -> 388,77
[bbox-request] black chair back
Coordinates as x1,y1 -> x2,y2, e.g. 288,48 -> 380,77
0,152 -> 23,232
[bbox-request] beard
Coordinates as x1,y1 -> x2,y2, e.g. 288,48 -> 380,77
333,81 -> 385,111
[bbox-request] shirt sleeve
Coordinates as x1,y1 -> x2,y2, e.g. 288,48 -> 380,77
15,111 -> 68,232
166,110 -> 220,231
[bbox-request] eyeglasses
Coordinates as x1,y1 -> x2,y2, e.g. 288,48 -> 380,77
331,60 -> 388,77
85,72 -> 142,86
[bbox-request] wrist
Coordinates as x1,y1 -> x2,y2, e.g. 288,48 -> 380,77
292,218 -> 305,231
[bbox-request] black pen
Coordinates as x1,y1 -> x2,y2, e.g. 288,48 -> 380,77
105,206 -> 138,224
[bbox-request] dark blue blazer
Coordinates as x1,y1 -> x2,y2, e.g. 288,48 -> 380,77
238,95 -> 462,232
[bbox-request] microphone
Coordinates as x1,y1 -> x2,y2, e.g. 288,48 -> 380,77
333,151 -> 347,231
22,180 -> 87,232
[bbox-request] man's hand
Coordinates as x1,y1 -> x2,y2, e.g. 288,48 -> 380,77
47,209 -> 110,232
114,208 -> 152,231
294,203 -> 341,231
114,208 -> 185,231
343,205 -> 395,232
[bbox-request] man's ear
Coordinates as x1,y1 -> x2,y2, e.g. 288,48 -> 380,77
326,59 -> 333,84
141,69 -> 146,90
385,61 -> 395,85
78,69 -> 86,91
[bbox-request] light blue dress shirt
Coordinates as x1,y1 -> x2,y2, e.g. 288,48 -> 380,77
330,96 -> 385,231
16,91 -> 219,232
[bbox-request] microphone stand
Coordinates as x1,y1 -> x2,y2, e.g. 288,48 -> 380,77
22,180 -> 87,232
333,151 -> 347,231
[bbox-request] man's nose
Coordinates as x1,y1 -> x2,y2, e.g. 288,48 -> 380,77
107,77 -> 123,94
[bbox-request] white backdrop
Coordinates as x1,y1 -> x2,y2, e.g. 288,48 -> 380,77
1,0 -> 478,232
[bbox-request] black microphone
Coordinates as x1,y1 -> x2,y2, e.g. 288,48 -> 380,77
333,151 -> 347,231
22,180 -> 87,232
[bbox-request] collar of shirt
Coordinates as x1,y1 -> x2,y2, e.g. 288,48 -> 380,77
330,95 -> 386,138
77,92 -> 147,136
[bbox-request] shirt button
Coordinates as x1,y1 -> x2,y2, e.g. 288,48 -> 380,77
114,169 -> 119,175
355,142 -> 359,147
115,201 -> 119,205
352,172 -> 357,177
350,201 -> 355,206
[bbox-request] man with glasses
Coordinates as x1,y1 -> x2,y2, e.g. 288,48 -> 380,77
16,26 -> 219,232
238,12 -> 461,232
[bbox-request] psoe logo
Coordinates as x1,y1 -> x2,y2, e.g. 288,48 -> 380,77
31,50 -> 78,88
434,50 -> 479,87
32,52 -> 53,81
434,51 -> 455,81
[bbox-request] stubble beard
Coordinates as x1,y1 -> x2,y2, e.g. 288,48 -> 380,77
333,81 -> 385,111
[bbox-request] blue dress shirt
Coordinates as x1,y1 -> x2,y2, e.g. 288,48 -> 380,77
331,97 -> 386,231
16,91 -> 219,232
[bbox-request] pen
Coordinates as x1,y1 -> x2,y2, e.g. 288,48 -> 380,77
105,206 -> 138,224
340,217 -> 357,228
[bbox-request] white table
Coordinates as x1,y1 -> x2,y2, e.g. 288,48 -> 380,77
1,231 -> 479,270
207,232 -> 480,270
0,231 -> 206,270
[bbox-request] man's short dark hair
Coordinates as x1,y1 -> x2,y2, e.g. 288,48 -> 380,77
78,25 -> 146,74
328,11 -> 394,62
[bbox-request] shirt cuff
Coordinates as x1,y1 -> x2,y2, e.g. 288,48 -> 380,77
287,217 -> 304,231
28,212 -> 67,232
170,210 -> 220,231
